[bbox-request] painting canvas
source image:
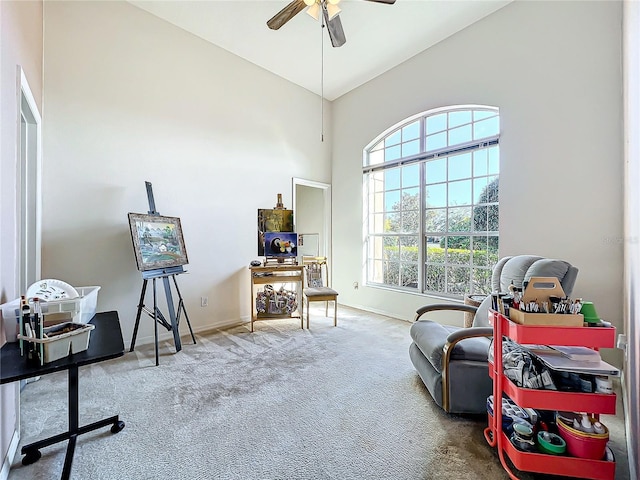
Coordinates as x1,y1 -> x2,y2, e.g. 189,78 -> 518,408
257,209 -> 294,256
264,232 -> 298,258
128,213 -> 189,271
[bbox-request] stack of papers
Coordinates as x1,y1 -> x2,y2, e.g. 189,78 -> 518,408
522,344 -> 619,376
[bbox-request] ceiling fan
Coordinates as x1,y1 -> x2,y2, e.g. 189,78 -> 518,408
267,0 -> 396,48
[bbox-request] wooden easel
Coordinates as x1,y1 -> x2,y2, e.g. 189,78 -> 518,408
129,182 -> 195,366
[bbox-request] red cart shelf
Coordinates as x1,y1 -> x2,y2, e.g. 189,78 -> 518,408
488,362 -> 617,414
486,310 -> 617,480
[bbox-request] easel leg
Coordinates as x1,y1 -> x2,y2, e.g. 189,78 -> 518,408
171,275 -> 196,344
163,276 -> 182,353
129,279 -> 148,352
153,278 -> 159,367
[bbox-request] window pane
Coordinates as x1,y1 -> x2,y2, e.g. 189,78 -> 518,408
402,139 -> 420,157
401,191 -> 420,212
473,110 -> 495,121
385,212 -> 401,233
400,236 -> 419,256
425,208 -> 446,232
385,191 -> 401,211
473,117 -> 499,139
426,184 -> 446,208
384,261 -> 400,286
385,145 -> 401,162
488,146 -> 499,174
426,158 -> 446,184
448,180 -> 472,206
473,149 -> 488,176
473,177 -> 488,203
369,149 -> 384,166
426,132 -> 446,151
449,153 -> 472,181
424,263 -> 445,292
449,124 -> 472,146
402,121 -> 420,141
426,113 -> 446,134
447,266 -> 470,295
370,213 -> 384,233
471,237 -> 490,265
401,211 -> 419,233
372,192 -> 383,212
402,164 -> 420,187
447,239 -> 471,261
400,262 -> 418,288
448,206 -> 471,231
425,235 -> 443,250
369,258 -> 384,283
471,267 -> 492,294
449,111 -> 471,128
384,168 -> 401,190
385,130 -> 401,147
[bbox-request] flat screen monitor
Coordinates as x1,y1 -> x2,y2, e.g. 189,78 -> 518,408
264,232 -> 297,258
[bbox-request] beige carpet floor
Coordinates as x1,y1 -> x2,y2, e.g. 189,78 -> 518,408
8,305 -> 630,480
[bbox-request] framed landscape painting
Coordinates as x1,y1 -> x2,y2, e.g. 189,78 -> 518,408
128,213 -> 189,271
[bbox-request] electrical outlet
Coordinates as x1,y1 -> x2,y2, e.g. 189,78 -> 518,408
353,282 -> 359,290
201,297 -> 208,307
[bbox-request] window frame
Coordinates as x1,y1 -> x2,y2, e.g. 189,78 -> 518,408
363,105 -> 500,298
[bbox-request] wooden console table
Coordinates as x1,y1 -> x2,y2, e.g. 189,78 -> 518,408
249,264 -> 304,332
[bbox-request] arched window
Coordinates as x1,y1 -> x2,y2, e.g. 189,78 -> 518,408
363,105 -> 499,297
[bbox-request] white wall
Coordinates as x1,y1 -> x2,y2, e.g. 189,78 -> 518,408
0,0 -> 43,473
332,1 -> 624,363
42,1 -> 331,345
623,0 -> 639,476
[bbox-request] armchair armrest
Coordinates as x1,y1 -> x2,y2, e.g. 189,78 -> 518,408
446,326 -> 493,344
414,303 -> 478,322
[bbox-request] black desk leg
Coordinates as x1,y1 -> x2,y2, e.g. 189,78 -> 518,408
20,366 -> 125,480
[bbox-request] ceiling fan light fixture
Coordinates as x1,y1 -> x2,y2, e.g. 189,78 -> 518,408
303,0 -> 316,6
306,3 -> 321,21
327,0 -> 341,4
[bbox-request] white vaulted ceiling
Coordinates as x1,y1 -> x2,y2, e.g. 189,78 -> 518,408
128,0 -> 512,101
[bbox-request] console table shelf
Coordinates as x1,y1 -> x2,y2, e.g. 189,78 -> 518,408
249,264 -> 304,332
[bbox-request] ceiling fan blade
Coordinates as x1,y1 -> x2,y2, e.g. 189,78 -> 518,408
323,9 -> 346,47
364,0 -> 396,4
267,0 -> 307,30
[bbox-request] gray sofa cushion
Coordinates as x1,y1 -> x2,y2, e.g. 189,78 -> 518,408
410,320 -> 491,373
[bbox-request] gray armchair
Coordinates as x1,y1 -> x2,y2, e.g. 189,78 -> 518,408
409,255 -> 579,414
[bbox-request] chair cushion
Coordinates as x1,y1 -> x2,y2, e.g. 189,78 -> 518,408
410,320 -> 491,373
303,287 -> 338,297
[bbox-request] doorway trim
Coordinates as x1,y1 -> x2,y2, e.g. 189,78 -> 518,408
18,65 -> 42,294
291,178 -> 331,260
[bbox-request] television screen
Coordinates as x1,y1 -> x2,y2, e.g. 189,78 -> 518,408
264,232 -> 298,258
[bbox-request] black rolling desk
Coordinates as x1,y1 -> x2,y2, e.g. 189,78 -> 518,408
0,311 -> 126,480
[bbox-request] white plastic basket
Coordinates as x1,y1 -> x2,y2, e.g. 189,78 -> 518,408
18,322 -> 95,363
1,286 -> 100,342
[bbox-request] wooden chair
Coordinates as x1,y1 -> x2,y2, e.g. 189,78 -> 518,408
302,256 -> 338,328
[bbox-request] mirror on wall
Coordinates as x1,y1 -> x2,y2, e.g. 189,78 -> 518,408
292,178 -> 331,260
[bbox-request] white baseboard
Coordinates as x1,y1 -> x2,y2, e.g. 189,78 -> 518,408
0,429 -> 19,480
131,317 -> 245,347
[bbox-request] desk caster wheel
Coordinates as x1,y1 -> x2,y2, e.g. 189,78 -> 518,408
22,449 -> 41,466
111,420 -> 125,434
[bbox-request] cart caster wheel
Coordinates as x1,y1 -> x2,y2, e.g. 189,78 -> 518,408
22,449 -> 41,466
111,420 -> 125,434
